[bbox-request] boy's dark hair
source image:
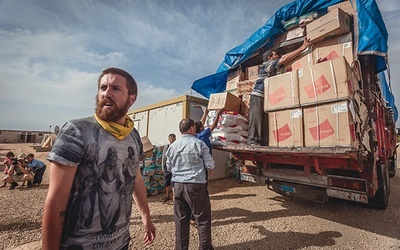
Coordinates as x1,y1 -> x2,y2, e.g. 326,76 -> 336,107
6,151 -> 14,157
262,49 -> 278,61
168,133 -> 176,139
194,121 -> 203,133
179,119 -> 195,133
27,153 -> 35,158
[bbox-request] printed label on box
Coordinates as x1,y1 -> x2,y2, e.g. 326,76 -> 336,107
290,109 -> 302,118
298,69 -> 304,77
331,103 -> 348,113
343,42 -> 351,49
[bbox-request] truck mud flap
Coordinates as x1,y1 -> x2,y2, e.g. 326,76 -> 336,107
266,179 -> 327,203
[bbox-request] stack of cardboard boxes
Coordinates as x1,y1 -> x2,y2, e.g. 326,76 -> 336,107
267,2 -> 358,148
209,1 -> 360,148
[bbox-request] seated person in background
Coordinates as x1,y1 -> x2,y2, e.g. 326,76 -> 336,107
1,151 -> 15,188
3,154 -> 34,189
26,153 -> 47,186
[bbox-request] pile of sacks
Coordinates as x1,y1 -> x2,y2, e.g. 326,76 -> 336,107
140,146 -> 165,196
208,110 -> 249,146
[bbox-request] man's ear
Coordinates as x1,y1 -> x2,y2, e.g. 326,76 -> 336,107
129,94 -> 137,106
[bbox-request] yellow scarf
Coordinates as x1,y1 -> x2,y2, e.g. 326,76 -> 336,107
94,114 -> 134,140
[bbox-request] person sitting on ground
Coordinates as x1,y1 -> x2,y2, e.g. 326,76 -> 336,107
161,133 -> 176,202
195,108 -> 224,155
26,153 -> 47,186
1,151 -> 14,188
3,153 -> 34,189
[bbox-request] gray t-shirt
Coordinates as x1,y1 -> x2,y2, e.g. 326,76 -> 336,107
48,116 -> 144,250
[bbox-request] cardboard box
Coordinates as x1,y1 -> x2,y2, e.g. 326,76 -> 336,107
264,71 -> 300,111
208,92 -> 242,112
306,8 -> 351,43
141,136 -> 154,159
303,101 -> 356,147
284,49 -> 314,72
226,70 -> 245,90
313,39 -> 353,64
286,26 -> 306,41
238,80 -> 255,94
268,108 -> 303,147
246,65 -> 261,80
240,94 -> 251,118
225,80 -> 254,97
328,1 -> 355,16
284,33 -> 352,72
298,57 -> 355,106
225,88 -> 240,97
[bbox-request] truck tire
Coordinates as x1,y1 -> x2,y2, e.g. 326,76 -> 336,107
368,163 -> 389,209
389,155 -> 397,177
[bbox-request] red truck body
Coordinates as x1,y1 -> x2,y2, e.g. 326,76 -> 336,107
210,1 -> 397,209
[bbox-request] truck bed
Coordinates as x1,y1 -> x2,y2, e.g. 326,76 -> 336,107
213,144 -> 359,159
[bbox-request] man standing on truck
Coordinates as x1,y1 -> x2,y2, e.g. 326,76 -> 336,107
247,37 -> 312,146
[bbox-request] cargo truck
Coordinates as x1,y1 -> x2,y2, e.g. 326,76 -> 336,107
192,0 -> 397,209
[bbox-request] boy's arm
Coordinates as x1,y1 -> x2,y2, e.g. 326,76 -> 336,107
209,109 -> 223,131
200,108 -> 209,125
278,37 -> 312,65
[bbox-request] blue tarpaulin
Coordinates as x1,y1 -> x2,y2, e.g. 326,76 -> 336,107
191,0 -> 397,122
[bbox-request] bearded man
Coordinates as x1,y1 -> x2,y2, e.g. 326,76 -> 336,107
42,68 -> 156,250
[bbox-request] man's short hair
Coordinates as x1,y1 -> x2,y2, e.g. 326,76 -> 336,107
179,119 -> 195,133
98,68 -> 138,96
168,133 -> 176,139
262,50 -> 278,61
27,153 -> 35,158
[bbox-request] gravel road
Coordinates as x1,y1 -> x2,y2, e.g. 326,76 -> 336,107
1,143 -> 399,250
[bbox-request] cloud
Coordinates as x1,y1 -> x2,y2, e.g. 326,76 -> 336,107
1,0 -> 400,130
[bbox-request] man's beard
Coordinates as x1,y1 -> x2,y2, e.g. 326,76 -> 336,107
95,95 -> 131,122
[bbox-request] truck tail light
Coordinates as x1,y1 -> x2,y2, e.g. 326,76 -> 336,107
329,178 -> 367,192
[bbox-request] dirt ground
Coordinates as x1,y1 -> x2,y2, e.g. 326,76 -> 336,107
1,143 -> 400,250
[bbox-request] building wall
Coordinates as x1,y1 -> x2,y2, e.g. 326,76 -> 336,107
0,130 -> 50,144
148,103 -> 184,145
129,95 -> 229,180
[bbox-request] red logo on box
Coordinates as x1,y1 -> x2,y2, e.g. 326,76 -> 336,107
273,123 -> 292,142
291,61 -> 302,71
268,87 -> 287,105
324,50 -> 340,61
304,75 -> 331,98
309,119 -> 334,141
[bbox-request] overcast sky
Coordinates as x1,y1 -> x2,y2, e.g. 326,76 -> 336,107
0,0 -> 399,132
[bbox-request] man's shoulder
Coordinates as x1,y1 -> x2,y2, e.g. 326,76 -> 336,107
69,116 -> 96,125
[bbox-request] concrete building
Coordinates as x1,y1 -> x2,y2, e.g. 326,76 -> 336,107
0,130 -> 50,144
